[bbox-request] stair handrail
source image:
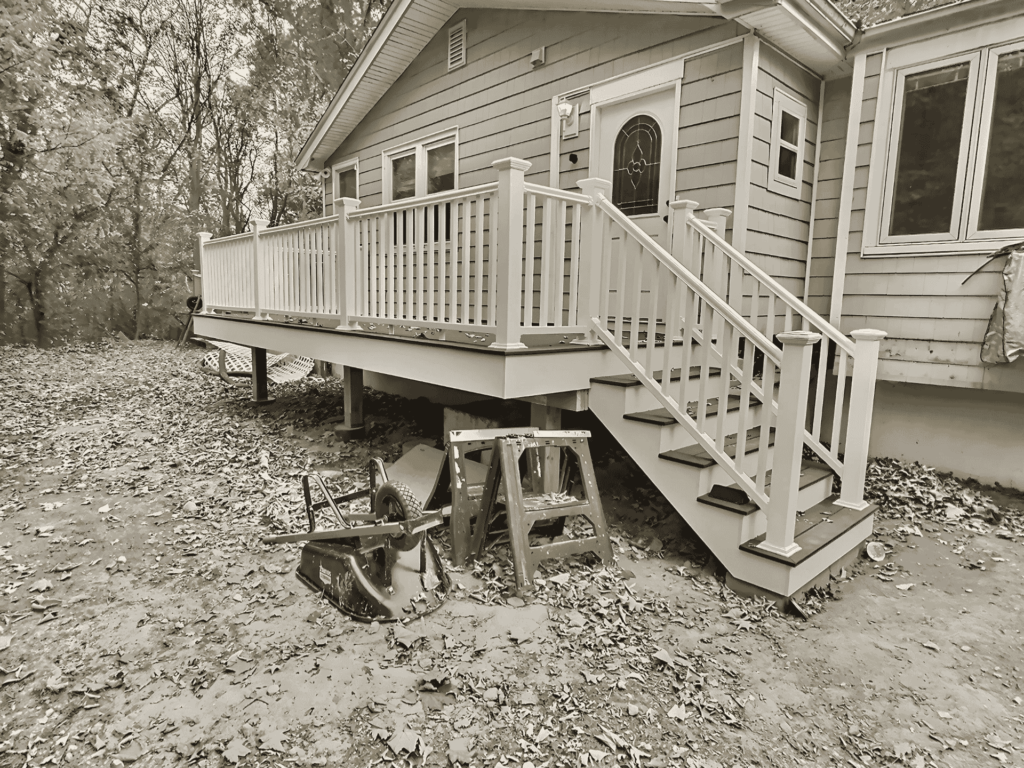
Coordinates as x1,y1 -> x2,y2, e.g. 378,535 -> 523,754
686,215 -> 856,358
591,190 -> 783,368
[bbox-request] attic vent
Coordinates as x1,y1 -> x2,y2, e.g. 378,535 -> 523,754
448,20 -> 466,71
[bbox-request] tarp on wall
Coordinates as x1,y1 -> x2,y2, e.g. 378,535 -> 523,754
981,249 -> 1024,364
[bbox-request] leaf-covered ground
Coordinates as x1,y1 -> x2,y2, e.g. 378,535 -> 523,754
0,341 -> 1022,768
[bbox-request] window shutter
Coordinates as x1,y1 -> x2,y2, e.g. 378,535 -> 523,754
448,21 -> 466,71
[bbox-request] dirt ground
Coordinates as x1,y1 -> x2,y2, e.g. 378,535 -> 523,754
1,341 -> 1022,768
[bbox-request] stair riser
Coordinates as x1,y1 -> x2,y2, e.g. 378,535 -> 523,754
621,374 -> 722,413
661,403 -> 769,454
701,461 -> 831,512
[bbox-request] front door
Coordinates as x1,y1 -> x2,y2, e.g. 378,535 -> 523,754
593,85 -> 677,334
594,86 -> 676,246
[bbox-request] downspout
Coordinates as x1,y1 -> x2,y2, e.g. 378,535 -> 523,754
802,77 -> 826,319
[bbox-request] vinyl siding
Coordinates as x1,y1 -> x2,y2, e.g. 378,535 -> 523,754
745,43 -> 821,299
816,50 -> 1023,392
325,9 -> 744,205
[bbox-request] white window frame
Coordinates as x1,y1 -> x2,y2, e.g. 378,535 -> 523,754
382,128 -> 459,203
767,88 -> 808,200
864,20 -> 1024,257
331,157 -> 359,202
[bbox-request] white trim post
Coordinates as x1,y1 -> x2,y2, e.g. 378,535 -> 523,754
759,330 -> 820,558
837,329 -> 886,510
197,232 -> 212,313
669,199 -> 699,274
335,197 -> 361,329
490,157 -> 531,350
251,220 -> 269,320
575,178 -> 613,345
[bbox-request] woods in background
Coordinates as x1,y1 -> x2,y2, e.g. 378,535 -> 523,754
0,0 -> 386,346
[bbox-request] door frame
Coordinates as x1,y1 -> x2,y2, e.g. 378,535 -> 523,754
591,61 -> 683,207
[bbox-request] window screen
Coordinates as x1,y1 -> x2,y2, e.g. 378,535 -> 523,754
337,168 -> 357,199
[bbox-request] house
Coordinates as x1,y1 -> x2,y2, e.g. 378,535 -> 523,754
193,0 -> 1024,600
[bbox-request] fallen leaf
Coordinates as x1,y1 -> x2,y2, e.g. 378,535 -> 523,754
922,641 -> 940,652
448,736 -> 473,765
259,729 -> 287,752
0,636 -> 11,652
28,579 -> 53,593
896,583 -> 915,591
223,738 -> 250,764
388,729 -> 420,755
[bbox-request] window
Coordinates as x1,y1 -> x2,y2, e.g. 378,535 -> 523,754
868,29 -> 1024,254
612,114 -> 662,216
448,20 -> 466,71
383,130 -> 459,242
768,89 -> 807,199
332,157 -> 359,201
383,129 -> 458,202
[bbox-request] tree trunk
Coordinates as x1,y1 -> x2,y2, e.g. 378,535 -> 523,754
27,264 -> 48,348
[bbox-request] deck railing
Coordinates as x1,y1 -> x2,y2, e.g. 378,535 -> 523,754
197,158 -> 883,555
576,178 -> 883,556
198,158 -> 586,348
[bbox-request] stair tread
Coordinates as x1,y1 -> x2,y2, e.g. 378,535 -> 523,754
694,460 -> 834,515
659,426 -> 777,469
738,496 -> 877,566
591,366 -> 720,388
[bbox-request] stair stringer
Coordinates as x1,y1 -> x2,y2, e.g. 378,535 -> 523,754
589,381 -> 872,597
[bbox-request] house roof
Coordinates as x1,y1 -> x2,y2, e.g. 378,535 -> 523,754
294,0 -> 1006,171
833,0 -> 963,28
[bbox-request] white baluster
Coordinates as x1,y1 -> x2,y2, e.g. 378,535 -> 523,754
575,178 -> 612,345
251,220 -> 269,320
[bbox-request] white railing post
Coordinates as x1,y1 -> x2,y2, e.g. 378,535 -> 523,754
490,158 -> 531,350
197,232 -> 212,312
705,208 -> 731,242
575,177 -> 613,345
251,220 -> 268,320
759,330 -> 821,557
837,329 -> 886,510
335,197 -> 361,329
669,199 -> 699,273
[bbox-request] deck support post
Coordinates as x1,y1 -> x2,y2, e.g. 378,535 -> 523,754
335,197 -> 361,329
530,402 -> 561,493
489,158 -> 531,351
758,330 -> 820,558
251,220 -> 269,320
250,347 -> 275,405
837,329 -> 886,510
196,233 -> 212,313
338,365 -> 366,441
575,178 -> 613,345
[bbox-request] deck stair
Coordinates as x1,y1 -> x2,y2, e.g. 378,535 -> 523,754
575,179 -> 885,599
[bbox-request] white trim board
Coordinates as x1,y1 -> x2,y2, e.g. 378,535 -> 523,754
828,51 -> 868,329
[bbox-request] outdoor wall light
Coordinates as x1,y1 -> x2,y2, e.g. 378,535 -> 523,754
558,101 -> 579,139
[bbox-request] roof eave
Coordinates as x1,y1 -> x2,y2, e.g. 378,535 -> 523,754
296,0 -> 425,172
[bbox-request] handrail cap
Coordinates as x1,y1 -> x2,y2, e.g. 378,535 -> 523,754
851,329 -> 887,342
777,330 -> 821,346
669,199 -> 699,210
492,157 -> 532,172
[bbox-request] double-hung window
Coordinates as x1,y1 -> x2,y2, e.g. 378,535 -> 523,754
332,157 -> 359,201
868,26 -> 1024,254
383,130 -> 458,242
383,130 -> 458,202
768,89 -> 808,200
